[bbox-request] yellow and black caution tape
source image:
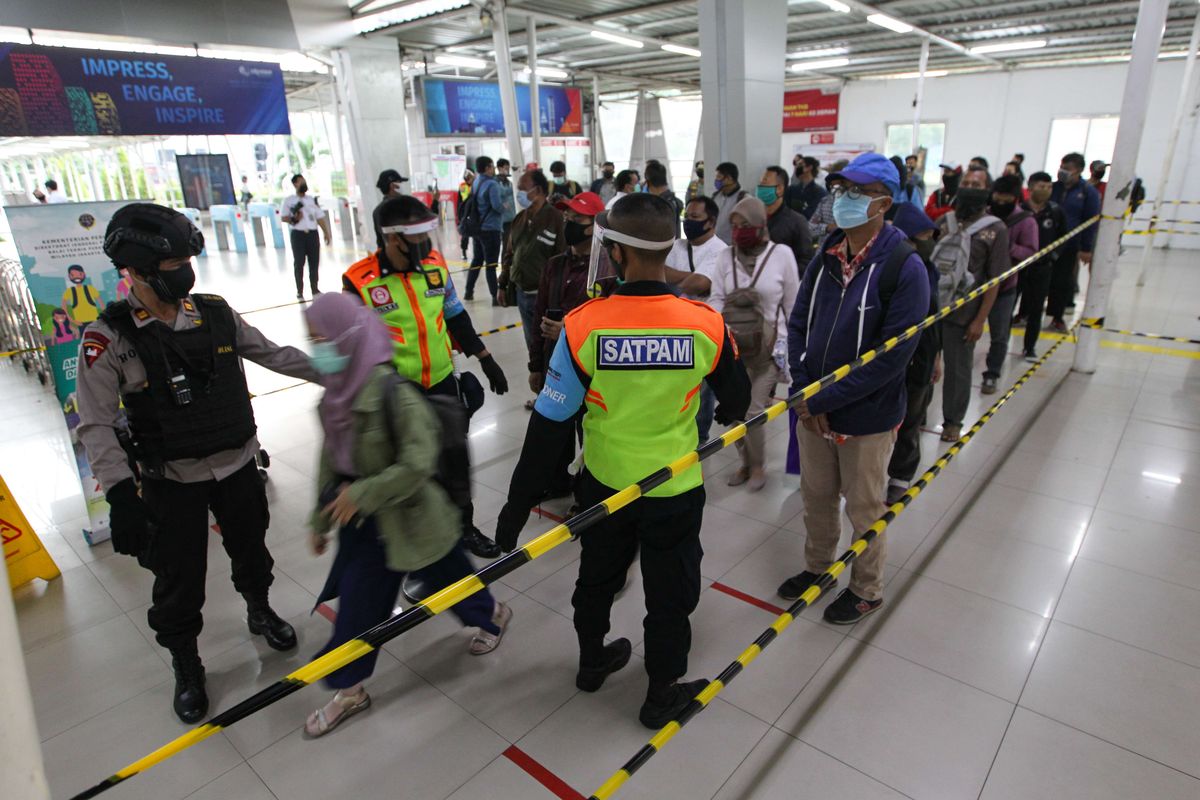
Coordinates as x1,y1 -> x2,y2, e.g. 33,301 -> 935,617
1080,317 -> 1200,346
1142,198 -> 1200,206
1123,227 -> 1200,236
0,344 -> 45,359
67,217 -> 1098,800
479,321 -> 522,338
587,326 -> 1078,800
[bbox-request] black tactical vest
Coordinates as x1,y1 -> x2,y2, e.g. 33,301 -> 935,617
101,294 -> 256,465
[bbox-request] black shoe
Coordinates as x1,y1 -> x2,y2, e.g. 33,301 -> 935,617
169,644 -> 208,723
777,570 -> 826,602
543,482 -> 574,501
464,292 -> 475,301
981,375 -> 998,395
401,572 -> 431,604
576,638 -> 632,692
1023,348 -> 1038,363
823,589 -> 882,625
639,679 -> 709,729
885,481 -> 909,506
296,292 -> 304,301
463,526 -> 501,559
245,595 -> 298,651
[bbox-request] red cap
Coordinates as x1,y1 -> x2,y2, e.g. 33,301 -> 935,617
555,191 -> 605,217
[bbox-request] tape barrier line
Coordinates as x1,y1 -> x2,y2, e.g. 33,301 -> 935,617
586,327 -> 1079,800
480,321 -> 523,338
1122,227 -> 1200,236
67,218 -> 1097,800
0,344 -> 46,358
240,299 -> 306,316
1079,318 -> 1200,346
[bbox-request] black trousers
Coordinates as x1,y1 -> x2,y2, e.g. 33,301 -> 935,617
1018,259 -> 1054,352
291,229 -> 320,294
426,375 -> 475,531
572,471 -> 705,685
465,229 -> 501,299
888,379 -> 934,484
1045,249 -> 1076,321
139,459 -> 274,650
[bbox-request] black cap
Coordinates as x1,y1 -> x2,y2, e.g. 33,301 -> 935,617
376,169 -> 408,194
103,203 -> 203,272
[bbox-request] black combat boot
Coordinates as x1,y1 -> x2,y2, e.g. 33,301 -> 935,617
244,591 -> 298,651
576,637 -> 632,692
169,643 -> 208,724
462,525 -> 502,559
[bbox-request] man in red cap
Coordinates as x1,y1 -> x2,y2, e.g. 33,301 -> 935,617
525,190 -> 609,496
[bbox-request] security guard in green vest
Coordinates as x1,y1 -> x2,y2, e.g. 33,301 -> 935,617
76,204 -> 318,723
495,193 -> 751,728
343,195 -> 508,559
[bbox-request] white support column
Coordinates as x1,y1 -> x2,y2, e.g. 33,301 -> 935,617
1137,9 -> 1200,286
0,579 -> 51,800
527,16 -> 541,166
1074,0 -> 1170,373
912,38 -> 930,156
698,0 -> 789,188
490,3 -> 526,167
592,75 -> 606,165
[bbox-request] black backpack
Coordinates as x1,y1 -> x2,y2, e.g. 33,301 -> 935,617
457,192 -> 483,239
381,372 -> 471,510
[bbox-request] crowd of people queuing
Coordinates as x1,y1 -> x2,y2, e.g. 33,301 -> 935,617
77,144 -> 1109,740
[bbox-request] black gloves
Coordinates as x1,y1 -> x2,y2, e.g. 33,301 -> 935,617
480,354 -> 508,395
714,405 -> 742,426
105,478 -> 153,559
495,502 -> 531,553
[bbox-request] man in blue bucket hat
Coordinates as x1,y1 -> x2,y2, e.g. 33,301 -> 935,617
777,152 -> 930,624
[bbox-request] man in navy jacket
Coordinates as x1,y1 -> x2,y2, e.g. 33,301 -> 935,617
778,153 -> 930,624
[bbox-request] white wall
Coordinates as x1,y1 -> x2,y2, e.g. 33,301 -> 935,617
782,61 -> 1200,247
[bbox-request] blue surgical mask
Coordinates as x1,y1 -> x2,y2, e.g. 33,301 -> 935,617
832,193 -> 883,230
516,190 -> 532,208
311,341 -> 350,375
714,179 -> 725,192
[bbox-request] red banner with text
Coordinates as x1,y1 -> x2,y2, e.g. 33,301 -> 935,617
782,89 -> 840,133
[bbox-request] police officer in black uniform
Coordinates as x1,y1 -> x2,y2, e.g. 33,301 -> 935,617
77,204 -> 319,722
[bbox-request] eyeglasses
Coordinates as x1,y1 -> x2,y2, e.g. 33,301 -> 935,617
830,185 -> 887,201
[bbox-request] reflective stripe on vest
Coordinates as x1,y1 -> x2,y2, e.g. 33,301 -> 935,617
564,293 -> 726,497
345,251 -> 455,389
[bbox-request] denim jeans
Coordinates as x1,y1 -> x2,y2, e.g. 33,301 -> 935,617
465,229 -> 501,300
516,288 -> 539,356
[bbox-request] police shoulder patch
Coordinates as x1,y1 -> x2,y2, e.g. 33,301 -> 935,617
133,307 -> 151,321
597,334 -> 694,370
81,331 -> 109,367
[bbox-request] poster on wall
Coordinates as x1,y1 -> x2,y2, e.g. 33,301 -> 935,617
0,44 -> 290,136
176,154 -> 236,210
422,78 -> 583,137
5,201 -> 135,545
782,89 -> 840,133
792,142 -> 876,168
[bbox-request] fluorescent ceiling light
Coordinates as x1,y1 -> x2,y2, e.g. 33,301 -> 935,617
818,0 -> 851,11
969,39 -> 1048,55
789,47 -> 849,60
590,30 -> 644,49
523,65 -> 570,79
871,69 -> 950,80
33,35 -> 196,56
435,54 -> 489,69
790,57 -> 851,71
867,14 -> 914,34
662,43 -> 701,58
356,0 -> 468,23
0,26 -> 33,44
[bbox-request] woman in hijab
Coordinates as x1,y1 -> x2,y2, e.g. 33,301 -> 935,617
303,293 -> 510,737
706,196 -> 800,492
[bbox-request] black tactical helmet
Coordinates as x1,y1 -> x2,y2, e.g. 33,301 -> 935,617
103,203 -> 204,273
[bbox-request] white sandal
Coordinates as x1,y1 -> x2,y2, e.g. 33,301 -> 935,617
470,602 -> 512,655
304,688 -> 371,738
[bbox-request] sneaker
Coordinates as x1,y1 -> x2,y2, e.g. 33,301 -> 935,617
470,601 -> 513,655
639,679 -> 709,729
296,292 -> 304,301
576,638 -> 632,692
1011,314 -> 1026,327
981,375 -> 998,395
777,570 -> 826,602
463,292 -> 475,301
823,589 -> 882,625
1048,319 -> 1068,334
1023,348 -> 1038,363
885,481 -> 909,505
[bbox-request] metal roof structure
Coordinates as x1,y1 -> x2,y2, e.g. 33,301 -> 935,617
354,0 -> 1200,94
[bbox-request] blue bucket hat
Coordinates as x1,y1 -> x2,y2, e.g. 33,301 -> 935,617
826,153 -> 901,194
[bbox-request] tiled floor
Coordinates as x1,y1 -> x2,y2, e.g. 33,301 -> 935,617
7,240 -> 1199,799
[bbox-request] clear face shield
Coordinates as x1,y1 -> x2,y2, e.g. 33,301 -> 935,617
380,216 -> 444,269
587,211 -> 677,298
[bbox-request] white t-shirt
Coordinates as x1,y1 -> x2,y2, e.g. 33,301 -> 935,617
665,235 -> 726,300
707,242 -> 799,349
279,194 -> 326,232
46,190 -> 69,204
605,191 -> 628,210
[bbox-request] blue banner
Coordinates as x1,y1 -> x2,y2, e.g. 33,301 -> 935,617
422,77 -> 583,137
0,44 -> 290,136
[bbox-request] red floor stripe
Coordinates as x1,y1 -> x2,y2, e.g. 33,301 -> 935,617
710,581 -> 787,616
315,603 -> 337,623
503,745 -> 585,800
534,506 -> 567,523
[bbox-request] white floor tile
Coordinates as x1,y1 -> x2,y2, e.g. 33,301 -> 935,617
185,763 -> 279,800
444,753 -> 568,799
1096,466 -> 1200,531
1077,509 -> 1200,590
14,563 -> 123,651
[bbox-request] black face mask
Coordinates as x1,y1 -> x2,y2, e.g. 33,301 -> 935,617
990,200 -> 1016,218
942,173 -> 960,195
564,220 -> 591,246
297,183 -> 308,193
914,238 -> 936,262
602,170 -> 614,179
146,262 -> 196,303
404,237 -> 433,266
954,187 -> 990,218
604,242 -> 626,281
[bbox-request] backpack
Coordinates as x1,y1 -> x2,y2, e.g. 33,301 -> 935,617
381,371 -> 471,510
457,191 -> 483,239
928,212 -> 999,308
721,244 -> 778,361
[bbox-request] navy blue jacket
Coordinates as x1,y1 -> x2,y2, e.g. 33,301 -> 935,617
1050,179 -> 1100,252
788,224 -> 930,435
